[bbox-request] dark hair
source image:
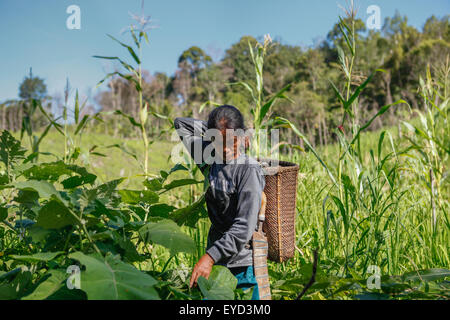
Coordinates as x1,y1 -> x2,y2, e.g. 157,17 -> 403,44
207,105 -> 246,130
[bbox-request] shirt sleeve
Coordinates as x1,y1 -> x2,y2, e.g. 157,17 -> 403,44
174,117 -> 212,175
206,166 -> 265,263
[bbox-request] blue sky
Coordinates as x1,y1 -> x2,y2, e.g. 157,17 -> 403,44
0,0 -> 448,103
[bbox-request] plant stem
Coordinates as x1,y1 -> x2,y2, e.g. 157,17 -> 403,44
67,207 -> 101,255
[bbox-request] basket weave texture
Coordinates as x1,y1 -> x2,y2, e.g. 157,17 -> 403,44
258,158 -> 299,262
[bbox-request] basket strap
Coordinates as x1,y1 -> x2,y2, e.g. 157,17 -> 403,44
257,192 -> 267,233
252,191 -> 272,300
252,220 -> 271,300
276,173 -> 282,261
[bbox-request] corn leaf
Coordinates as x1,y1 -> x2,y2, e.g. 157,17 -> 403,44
344,69 -> 385,112
274,117 -> 337,185
107,34 -> 141,65
259,83 -> 292,126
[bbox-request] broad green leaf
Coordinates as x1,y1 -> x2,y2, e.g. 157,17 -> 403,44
171,193 -> 207,227
10,251 -> 64,263
198,266 -> 237,300
112,231 -> 144,263
0,206 -> 7,220
163,179 -> 203,191
0,130 -> 26,169
148,203 -> 176,218
22,161 -> 96,188
119,189 -> 159,205
0,269 -> 32,300
139,219 -> 195,255
84,178 -> 125,205
168,163 -> 189,175
143,178 -> 163,191
69,252 -> 159,300
11,161 -> 34,174
160,170 -> 169,179
12,180 -> 60,200
61,174 -> 96,189
22,161 -> 72,181
0,268 -> 21,282
22,270 -> 67,300
28,225 -> 52,244
380,278 -> 411,294
235,286 -> 254,300
402,268 -> 450,282
37,200 -> 79,229
0,174 -> 8,185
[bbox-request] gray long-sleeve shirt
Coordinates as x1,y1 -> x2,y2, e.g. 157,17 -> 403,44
174,117 -> 265,267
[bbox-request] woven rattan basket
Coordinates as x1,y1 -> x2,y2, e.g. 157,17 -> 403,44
258,158 -> 299,262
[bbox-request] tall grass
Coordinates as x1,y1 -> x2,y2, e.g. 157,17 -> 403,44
401,58 -> 449,232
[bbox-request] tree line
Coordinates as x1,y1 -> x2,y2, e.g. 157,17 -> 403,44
1,12 -> 449,149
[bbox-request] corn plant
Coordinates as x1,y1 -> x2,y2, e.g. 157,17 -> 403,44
231,34 -> 293,158
34,80 -> 103,165
94,12 -> 153,176
19,98 -> 54,163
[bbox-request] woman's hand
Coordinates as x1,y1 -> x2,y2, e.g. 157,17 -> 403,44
189,253 -> 215,288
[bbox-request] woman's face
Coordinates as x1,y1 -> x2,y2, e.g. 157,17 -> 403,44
213,129 -> 246,162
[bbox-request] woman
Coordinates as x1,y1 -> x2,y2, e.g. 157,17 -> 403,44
174,105 -> 265,300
